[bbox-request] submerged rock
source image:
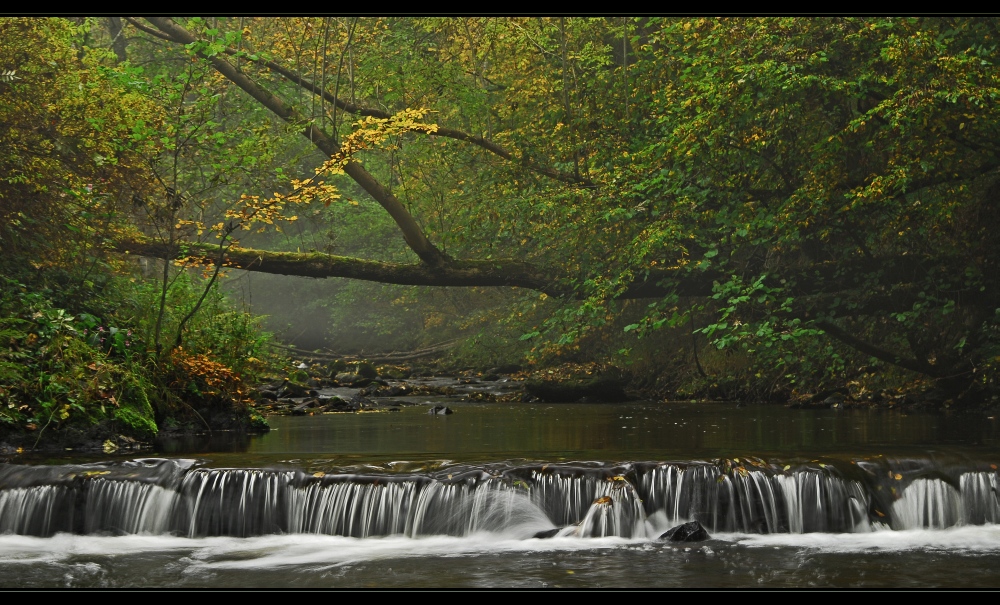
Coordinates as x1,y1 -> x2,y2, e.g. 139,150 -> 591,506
428,405 -> 453,415
532,528 -> 561,539
659,521 -> 710,542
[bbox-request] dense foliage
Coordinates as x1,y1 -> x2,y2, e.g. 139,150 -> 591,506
3,16 -> 1000,433
0,19 -> 273,448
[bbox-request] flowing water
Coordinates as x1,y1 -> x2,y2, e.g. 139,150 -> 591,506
3,399 -> 1000,588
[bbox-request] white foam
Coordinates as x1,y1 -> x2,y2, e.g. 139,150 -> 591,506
729,524 -> 1000,553
0,532 -> 636,570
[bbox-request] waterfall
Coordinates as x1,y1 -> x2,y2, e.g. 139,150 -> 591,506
892,478 -> 962,530
176,469 -> 294,537
3,458 -> 1000,539
84,478 -> 176,535
287,477 -> 420,537
576,477 -> 646,538
776,471 -> 870,533
960,471 -> 1000,525
0,485 -> 74,536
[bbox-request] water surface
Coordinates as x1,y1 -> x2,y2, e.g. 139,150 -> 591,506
3,400 -> 1000,588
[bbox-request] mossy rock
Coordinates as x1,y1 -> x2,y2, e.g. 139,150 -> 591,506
354,361 -> 378,379
278,380 -> 312,398
114,405 -> 158,440
378,365 -> 412,380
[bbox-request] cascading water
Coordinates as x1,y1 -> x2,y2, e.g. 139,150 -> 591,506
1,458 -> 999,539
0,485 -> 74,536
961,471 -> 1000,525
83,478 -> 176,535
892,478 -> 962,530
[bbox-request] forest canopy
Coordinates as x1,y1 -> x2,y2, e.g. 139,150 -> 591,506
3,16 -> 1000,410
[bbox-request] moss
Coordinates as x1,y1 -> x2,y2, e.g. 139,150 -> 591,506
114,378 -> 158,439
248,410 -> 269,432
113,405 -> 158,440
355,361 -> 378,379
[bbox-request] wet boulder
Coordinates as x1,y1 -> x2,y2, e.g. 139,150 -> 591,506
327,359 -> 350,375
428,405 -> 453,415
319,396 -> 351,412
278,380 -> 313,398
348,393 -> 373,411
293,398 -> 322,414
363,384 -> 412,397
532,528 -> 561,539
334,372 -> 375,388
334,372 -> 358,383
658,521 -> 710,542
355,362 -> 378,379
379,365 -> 412,380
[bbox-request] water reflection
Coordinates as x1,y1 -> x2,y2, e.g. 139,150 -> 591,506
145,402 -> 1000,469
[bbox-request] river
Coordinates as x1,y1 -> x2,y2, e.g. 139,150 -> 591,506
2,395 -> 1000,588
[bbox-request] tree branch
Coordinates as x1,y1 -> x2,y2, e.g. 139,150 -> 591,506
815,320 -> 942,377
135,17 -> 595,188
143,17 -> 450,267
113,237 -> 571,295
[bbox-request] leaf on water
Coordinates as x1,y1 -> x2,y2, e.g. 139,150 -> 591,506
312,472 -> 325,478
594,496 -> 613,506
894,473 -> 902,480
875,509 -> 885,517
83,470 -> 110,477
991,464 -> 997,470
783,465 -> 791,471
